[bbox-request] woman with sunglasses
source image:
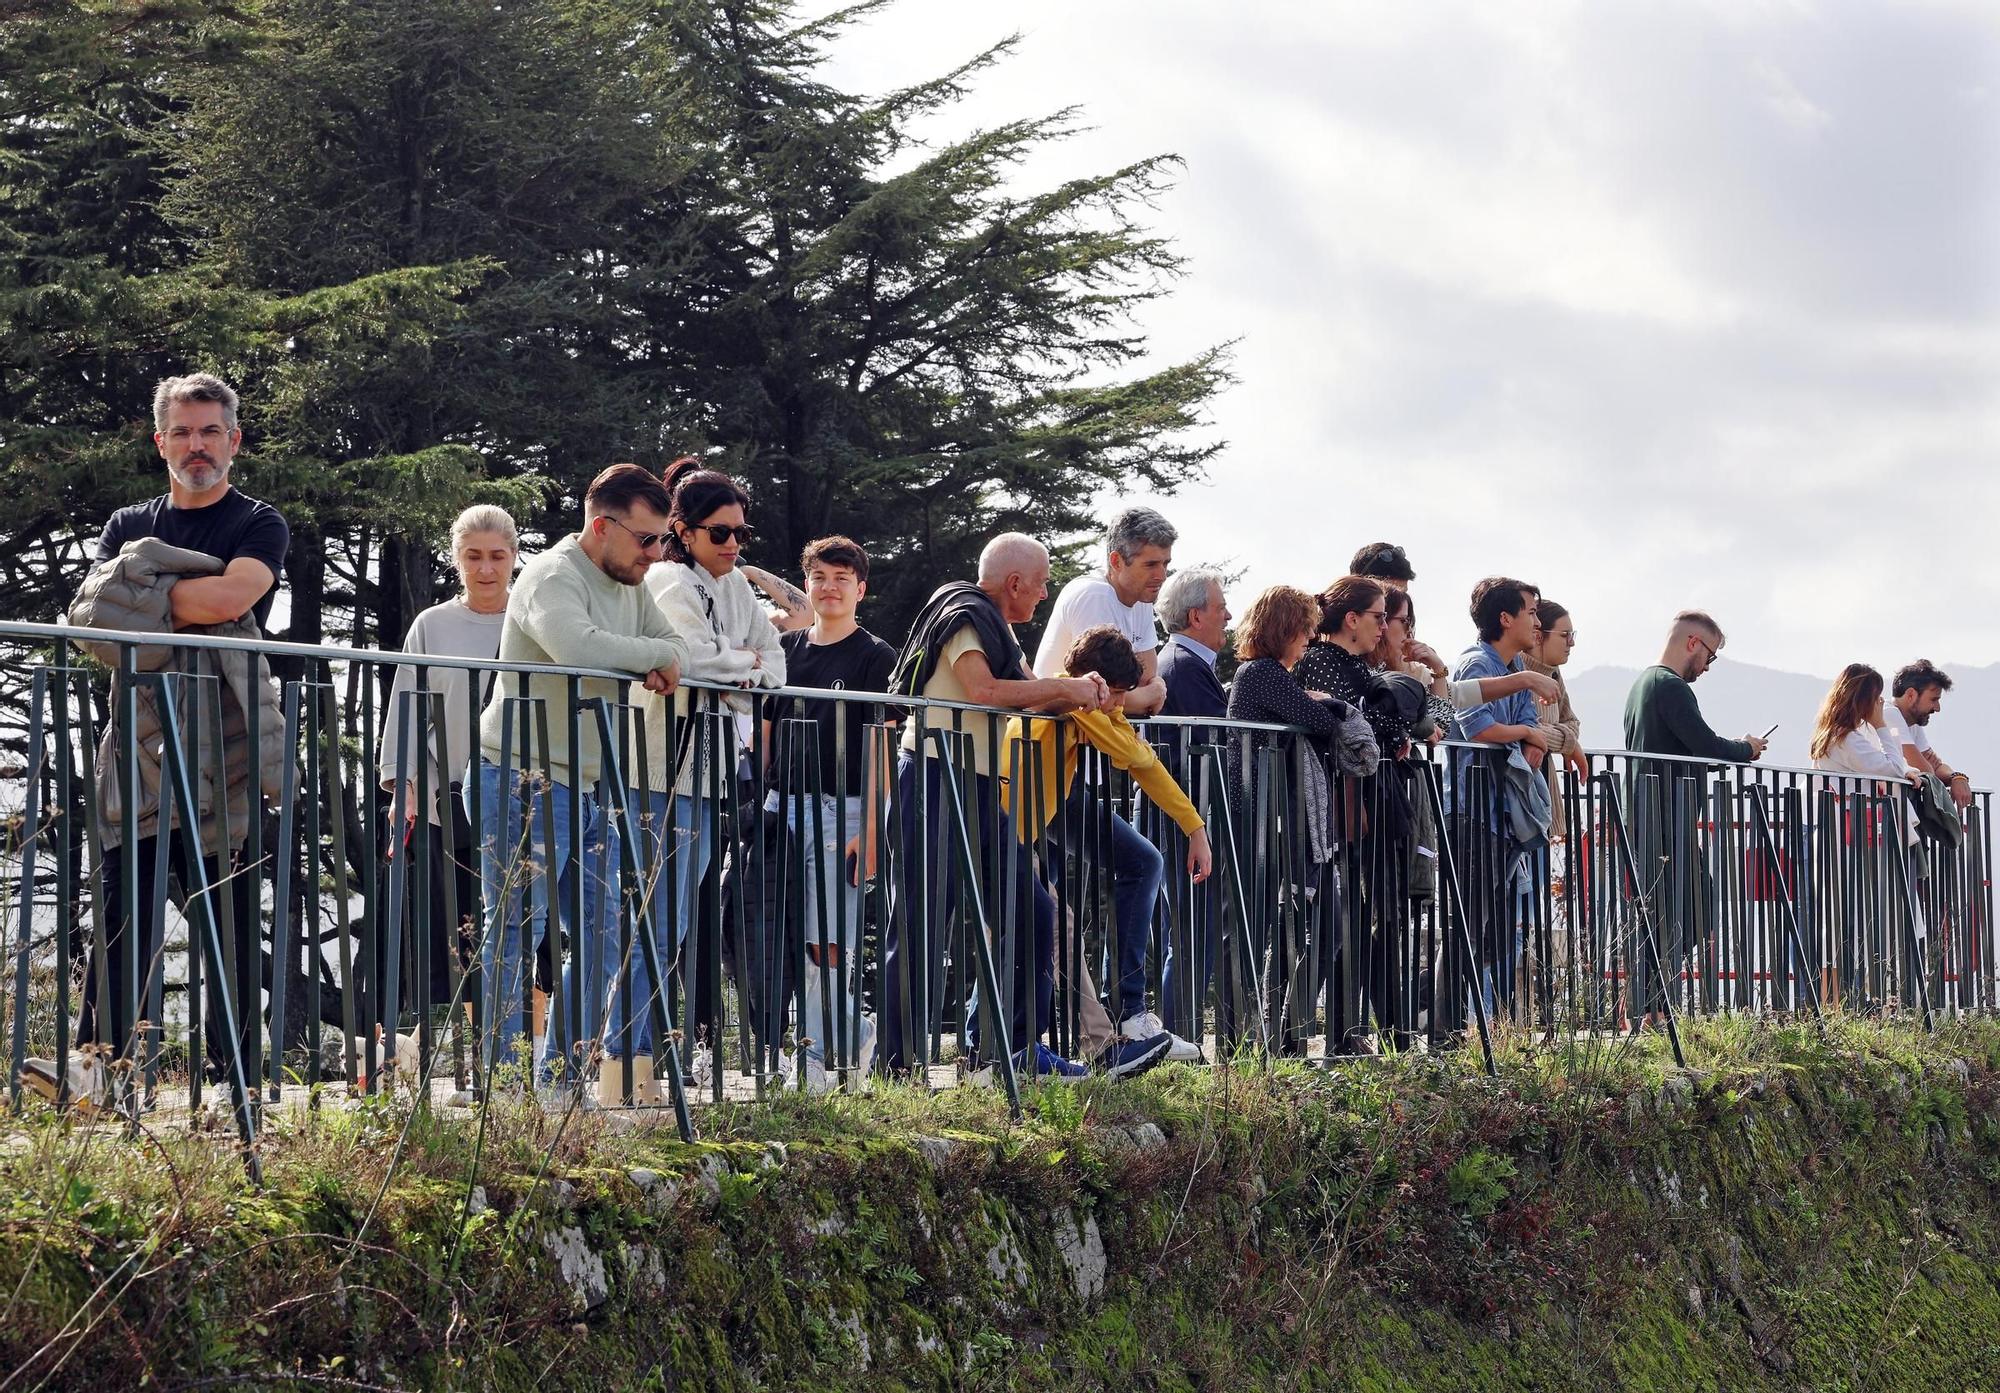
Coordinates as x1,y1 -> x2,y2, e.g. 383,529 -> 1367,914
613,459 -> 785,1105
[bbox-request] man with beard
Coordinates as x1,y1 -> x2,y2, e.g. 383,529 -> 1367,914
1883,660 -> 1972,812
28,374 -> 291,1115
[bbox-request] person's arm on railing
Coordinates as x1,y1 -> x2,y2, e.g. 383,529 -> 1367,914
953,648 -> 1110,715
1446,670 -> 1559,709
1655,676 -> 1757,762
520,563 -> 686,691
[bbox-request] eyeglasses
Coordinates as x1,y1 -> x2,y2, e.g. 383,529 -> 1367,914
603,515 -> 667,550
1692,636 -> 1719,664
690,522 -> 755,546
1361,609 -> 1388,623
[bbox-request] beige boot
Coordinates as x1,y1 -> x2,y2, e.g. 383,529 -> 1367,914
595,1053 -> 665,1108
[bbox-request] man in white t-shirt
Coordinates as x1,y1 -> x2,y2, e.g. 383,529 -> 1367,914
1034,506 -> 1174,717
1031,508 -> 1203,1059
1884,660 -> 1973,810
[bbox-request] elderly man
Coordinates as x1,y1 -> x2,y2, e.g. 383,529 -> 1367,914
1155,566 -> 1230,721
30,373 -> 289,1117
472,463 -> 689,1105
885,533 -> 1171,1079
1149,566 -> 1231,1041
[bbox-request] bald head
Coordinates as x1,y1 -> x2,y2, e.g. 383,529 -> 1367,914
976,532 -> 1052,625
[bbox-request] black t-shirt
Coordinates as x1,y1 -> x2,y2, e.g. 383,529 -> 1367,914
95,488 -> 291,633
773,627 -> 899,795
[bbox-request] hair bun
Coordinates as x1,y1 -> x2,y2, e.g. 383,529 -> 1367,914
661,454 -> 703,497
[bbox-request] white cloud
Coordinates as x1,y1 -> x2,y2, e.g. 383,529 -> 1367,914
818,1 -> 2000,674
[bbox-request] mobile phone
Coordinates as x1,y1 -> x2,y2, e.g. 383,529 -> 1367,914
1761,723 -> 1779,740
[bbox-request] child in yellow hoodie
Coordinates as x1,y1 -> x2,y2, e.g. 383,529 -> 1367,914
1001,625 -> 1214,877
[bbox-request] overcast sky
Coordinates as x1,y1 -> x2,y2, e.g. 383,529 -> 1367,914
819,1 -> 2000,679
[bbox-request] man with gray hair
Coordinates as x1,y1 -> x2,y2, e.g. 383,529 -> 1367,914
1029,506 -> 1202,1059
885,533 -> 1174,1079
1155,567 -> 1230,721
1152,566 -> 1230,1043
28,373 -> 290,1115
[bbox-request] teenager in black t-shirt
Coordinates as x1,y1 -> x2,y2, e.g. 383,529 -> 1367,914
760,537 -> 897,1091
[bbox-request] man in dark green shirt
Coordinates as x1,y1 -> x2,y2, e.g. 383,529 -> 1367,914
1620,610 -> 1765,1026
1622,610 -> 1768,763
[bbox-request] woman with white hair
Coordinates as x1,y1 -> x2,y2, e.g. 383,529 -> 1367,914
378,504 -> 520,1078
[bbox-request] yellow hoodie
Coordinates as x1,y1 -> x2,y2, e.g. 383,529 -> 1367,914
999,709 -> 1205,840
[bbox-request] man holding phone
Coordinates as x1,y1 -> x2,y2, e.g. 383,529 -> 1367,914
1623,610 -> 1769,763
766,536 -> 898,1091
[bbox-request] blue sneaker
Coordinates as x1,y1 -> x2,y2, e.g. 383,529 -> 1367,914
1095,1033 -> 1172,1079
1011,1043 -> 1090,1079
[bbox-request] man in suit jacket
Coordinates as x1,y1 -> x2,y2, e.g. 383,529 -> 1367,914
1157,567 -> 1230,718
1151,567 -> 1231,1039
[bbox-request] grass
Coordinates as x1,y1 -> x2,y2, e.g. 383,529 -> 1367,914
2,1013 -> 1999,1390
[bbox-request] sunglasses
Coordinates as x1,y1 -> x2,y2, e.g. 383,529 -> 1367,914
603,515 -> 666,550
689,522 -> 755,546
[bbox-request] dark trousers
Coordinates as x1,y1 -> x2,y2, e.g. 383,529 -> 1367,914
883,754 -> 1056,1070
80,833 -> 260,1080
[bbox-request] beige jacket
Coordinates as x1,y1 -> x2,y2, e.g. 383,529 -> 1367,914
66,538 -> 288,853
1527,657 -> 1582,839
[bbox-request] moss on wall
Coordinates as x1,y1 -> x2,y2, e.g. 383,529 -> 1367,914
7,1018 -> 2000,1390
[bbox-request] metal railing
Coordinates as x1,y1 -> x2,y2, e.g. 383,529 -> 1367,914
2,620 -> 1990,1168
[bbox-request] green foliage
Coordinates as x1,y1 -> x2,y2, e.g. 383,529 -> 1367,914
1,0 -> 1229,660
1444,1148 -> 1517,1220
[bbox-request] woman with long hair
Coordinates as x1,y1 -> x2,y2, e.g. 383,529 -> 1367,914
1809,663 -> 1915,783
614,457 -> 787,1105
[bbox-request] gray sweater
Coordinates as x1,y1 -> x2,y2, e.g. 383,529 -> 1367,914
477,537 -> 692,788
379,598 -> 507,823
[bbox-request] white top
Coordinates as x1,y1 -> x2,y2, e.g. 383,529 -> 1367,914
380,598 -> 506,824
644,561 -> 786,796
1878,699 -> 1932,762
1033,574 -> 1157,679
1812,725 -> 1910,783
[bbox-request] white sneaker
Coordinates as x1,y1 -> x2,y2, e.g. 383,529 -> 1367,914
1120,1010 -> 1203,1063
19,1054 -> 110,1118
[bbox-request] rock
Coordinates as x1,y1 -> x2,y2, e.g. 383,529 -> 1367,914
548,1178 -> 577,1209
543,1224 -> 609,1311
830,1308 -> 872,1366
809,1213 -> 849,1238
984,1220 -> 1032,1308
1687,1284 -> 1706,1319
620,1242 -> 666,1296
762,1141 -> 788,1170
914,1135 -> 957,1171
1055,1209 -> 1107,1302
1130,1122 -> 1167,1151
626,1167 -> 662,1190
467,1186 -> 488,1216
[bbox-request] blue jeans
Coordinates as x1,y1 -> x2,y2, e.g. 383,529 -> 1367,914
604,791 -> 715,1059
884,753 -> 1056,1069
1054,784 -> 1164,1025
771,791 -> 873,1067
470,761 -> 618,1079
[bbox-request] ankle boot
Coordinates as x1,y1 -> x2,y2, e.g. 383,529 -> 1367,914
596,1053 -> 665,1108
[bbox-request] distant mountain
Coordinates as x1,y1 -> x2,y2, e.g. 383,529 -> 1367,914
1563,659 -> 1995,783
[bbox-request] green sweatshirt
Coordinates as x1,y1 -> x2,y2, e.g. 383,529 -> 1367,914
477,537 -> 691,787
1621,664 -> 1752,763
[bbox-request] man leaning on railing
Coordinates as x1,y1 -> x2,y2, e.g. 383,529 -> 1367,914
26,372 -> 289,1117
470,463 -> 688,1105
